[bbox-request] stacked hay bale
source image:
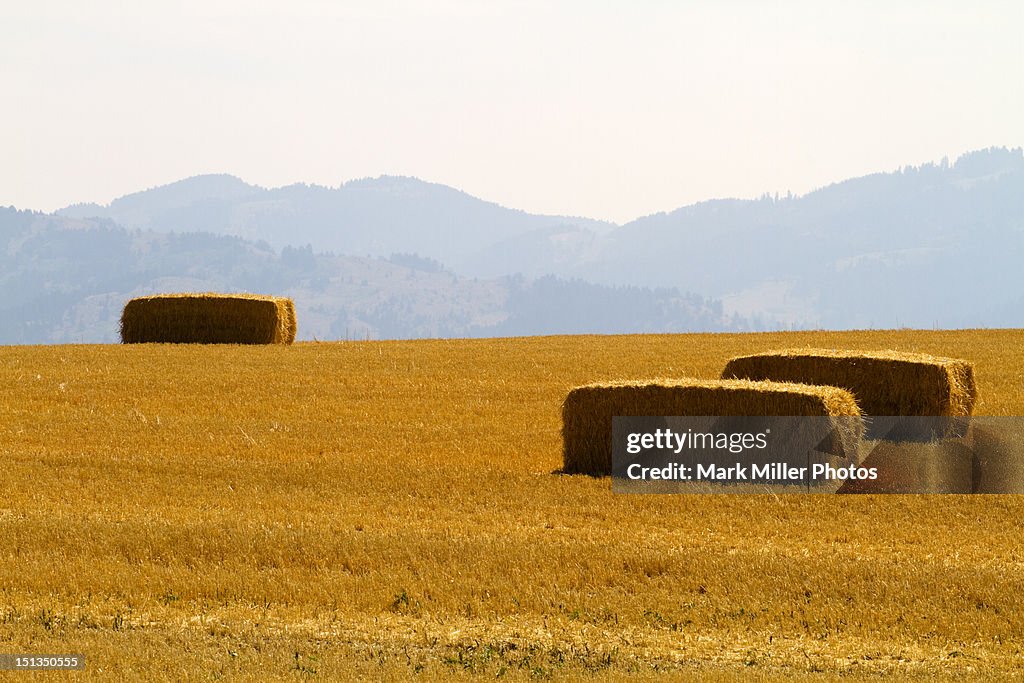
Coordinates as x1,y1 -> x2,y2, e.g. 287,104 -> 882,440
120,293 -> 297,345
562,378 -> 863,476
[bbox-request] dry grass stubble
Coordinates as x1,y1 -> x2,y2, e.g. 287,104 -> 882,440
1,329 -> 1023,679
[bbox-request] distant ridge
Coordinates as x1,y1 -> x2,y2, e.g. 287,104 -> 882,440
57,173 -> 616,271
40,145 -> 1024,331
60,174 -> 263,220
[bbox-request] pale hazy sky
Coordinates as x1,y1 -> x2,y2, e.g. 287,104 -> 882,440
3,1 -> 1022,223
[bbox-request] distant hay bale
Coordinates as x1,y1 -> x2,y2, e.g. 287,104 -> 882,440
279,298 -> 297,342
562,378 -> 863,476
120,293 -> 297,345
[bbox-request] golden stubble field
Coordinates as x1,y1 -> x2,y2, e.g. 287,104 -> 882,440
2,329 -> 1024,680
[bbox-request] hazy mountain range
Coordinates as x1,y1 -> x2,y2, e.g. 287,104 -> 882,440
0,213 -> 731,344
59,175 -> 616,273
3,146 -> 1022,343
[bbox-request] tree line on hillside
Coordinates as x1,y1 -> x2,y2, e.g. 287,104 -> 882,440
0,208 -> 751,343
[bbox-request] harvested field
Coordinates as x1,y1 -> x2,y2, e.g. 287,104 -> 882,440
2,329 -> 1024,680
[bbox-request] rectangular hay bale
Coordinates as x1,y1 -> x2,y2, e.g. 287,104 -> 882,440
562,378 -> 863,476
721,349 -> 976,418
120,293 -> 297,345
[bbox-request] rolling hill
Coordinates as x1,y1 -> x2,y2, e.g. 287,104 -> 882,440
54,147 -> 1024,331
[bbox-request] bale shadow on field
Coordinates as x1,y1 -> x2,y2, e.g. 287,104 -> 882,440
837,438 -> 974,493
839,418 -> 1024,494
968,420 -> 1024,493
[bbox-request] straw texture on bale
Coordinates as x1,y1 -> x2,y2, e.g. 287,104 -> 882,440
722,349 -> 976,441
721,349 -> 976,418
562,378 -> 863,476
120,293 -> 297,345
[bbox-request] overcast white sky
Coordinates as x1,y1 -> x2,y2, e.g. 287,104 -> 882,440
3,1 -> 1022,223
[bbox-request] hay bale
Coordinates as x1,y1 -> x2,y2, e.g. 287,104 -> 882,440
562,378 -> 863,476
723,349 -> 975,442
120,293 -> 297,345
722,349 -> 976,418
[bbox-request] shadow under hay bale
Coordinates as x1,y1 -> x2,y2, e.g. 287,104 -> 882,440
968,421 -> 1024,493
121,293 -> 297,345
837,437 -> 975,494
722,349 -> 976,440
562,378 -> 863,477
